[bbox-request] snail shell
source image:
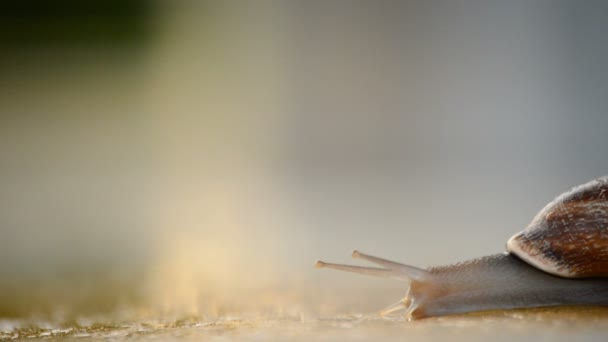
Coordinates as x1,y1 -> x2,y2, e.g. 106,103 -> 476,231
507,176 -> 608,278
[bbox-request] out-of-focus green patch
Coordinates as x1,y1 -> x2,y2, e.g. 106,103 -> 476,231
0,0 -> 155,47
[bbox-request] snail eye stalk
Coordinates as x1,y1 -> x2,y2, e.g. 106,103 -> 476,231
315,250 -> 430,282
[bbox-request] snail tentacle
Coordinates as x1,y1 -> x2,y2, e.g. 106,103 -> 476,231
314,261 -> 412,281
379,298 -> 409,316
351,250 -> 429,281
315,251 -> 441,319
315,251 -> 431,282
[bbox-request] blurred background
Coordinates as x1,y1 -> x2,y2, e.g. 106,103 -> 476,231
2,0 -> 608,322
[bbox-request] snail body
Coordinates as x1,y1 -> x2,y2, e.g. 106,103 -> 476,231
315,176 -> 608,319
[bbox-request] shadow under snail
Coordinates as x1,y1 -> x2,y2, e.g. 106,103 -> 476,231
315,176 -> 608,319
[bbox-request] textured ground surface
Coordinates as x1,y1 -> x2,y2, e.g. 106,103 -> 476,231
2,307 -> 608,341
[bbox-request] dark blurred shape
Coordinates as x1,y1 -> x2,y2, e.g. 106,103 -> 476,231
0,0 -> 154,47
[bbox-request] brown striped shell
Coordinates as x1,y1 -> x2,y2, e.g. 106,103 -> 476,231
507,176 -> 608,278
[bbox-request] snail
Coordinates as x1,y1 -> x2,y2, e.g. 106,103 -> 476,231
315,176 -> 608,319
